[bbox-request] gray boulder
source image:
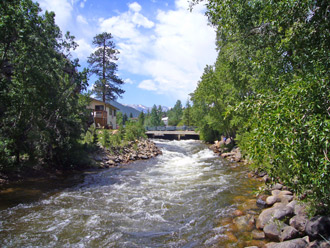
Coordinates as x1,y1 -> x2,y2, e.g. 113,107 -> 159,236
280,226 -> 299,242
290,215 -> 308,234
264,238 -> 309,248
305,216 -> 330,240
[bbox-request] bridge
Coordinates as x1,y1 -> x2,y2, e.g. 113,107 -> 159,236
145,126 -> 199,140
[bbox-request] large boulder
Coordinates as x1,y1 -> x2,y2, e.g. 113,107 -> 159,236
256,203 -> 286,229
264,238 -> 309,248
305,216 -> 330,240
263,220 -> 286,241
290,215 -> 308,234
280,226 -> 299,242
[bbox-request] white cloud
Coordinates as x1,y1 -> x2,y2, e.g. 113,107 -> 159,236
125,78 -> 134,84
128,2 -> 142,12
73,38 -> 94,59
97,0 -> 216,101
38,0 -> 73,32
80,0 -> 87,8
138,80 -> 157,91
77,15 -> 88,25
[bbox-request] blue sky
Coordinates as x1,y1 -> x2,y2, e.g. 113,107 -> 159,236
36,0 -> 217,108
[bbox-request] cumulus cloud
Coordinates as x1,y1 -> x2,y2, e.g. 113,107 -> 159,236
128,2 -> 142,12
96,0 -> 216,101
38,0 -> 73,32
73,38 -> 94,59
125,78 -> 134,84
138,80 -> 157,91
77,15 -> 88,25
137,0 -> 216,99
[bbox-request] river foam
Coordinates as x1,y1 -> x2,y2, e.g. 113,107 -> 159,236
0,139 -> 256,247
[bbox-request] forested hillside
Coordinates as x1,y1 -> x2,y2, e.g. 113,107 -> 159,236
190,0 -> 330,213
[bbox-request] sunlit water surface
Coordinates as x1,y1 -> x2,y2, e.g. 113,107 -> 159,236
0,140 -> 261,247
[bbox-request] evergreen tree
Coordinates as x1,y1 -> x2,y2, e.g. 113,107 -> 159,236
122,113 -> 128,125
88,32 -> 124,105
138,111 -> 145,126
182,100 -> 192,126
168,100 -> 183,126
150,105 -> 161,126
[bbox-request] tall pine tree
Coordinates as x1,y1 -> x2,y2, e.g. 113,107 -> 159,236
88,32 -> 124,104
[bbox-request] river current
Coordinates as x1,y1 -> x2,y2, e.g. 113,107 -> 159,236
0,140 -> 261,247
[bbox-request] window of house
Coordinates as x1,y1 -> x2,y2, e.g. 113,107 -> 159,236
95,105 -> 104,111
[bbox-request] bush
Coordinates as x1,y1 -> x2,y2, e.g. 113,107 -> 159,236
238,75 -> 330,214
124,122 -> 146,142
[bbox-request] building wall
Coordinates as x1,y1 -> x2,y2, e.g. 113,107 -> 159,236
87,99 -> 117,128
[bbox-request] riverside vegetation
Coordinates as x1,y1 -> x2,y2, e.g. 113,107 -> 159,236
0,0 -> 158,182
188,0 -> 330,216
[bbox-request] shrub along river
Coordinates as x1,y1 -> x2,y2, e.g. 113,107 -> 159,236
0,140 -> 263,247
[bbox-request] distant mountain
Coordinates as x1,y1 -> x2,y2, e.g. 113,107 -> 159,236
108,100 -> 141,118
126,104 -> 170,113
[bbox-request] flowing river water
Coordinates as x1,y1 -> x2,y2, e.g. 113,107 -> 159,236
0,140 -> 263,247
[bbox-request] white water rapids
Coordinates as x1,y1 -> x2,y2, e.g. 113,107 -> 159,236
0,140 -> 259,247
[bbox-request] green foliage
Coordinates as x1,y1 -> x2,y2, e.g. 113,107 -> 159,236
190,0 -> 330,213
100,129 -> 110,148
124,122 -> 146,142
116,111 -> 123,126
138,111 -> 145,126
168,100 -> 183,126
0,0 -> 89,171
182,100 -> 192,126
147,104 -> 162,127
87,32 -> 124,102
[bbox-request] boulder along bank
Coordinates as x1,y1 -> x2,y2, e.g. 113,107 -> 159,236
210,140 -> 330,248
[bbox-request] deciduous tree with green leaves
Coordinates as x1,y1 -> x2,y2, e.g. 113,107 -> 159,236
0,0 -> 89,171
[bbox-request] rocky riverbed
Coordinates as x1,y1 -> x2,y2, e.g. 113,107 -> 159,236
210,139 -> 330,248
91,139 -> 162,168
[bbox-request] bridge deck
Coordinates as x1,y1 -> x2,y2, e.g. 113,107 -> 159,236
146,130 -> 199,136
146,130 -> 199,140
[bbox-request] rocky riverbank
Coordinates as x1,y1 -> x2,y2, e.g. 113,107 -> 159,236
0,139 -> 162,185
91,139 -> 162,168
209,140 -> 330,248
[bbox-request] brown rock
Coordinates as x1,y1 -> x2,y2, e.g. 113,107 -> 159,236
264,221 -> 286,241
280,226 -> 299,242
266,196 -> 280,206
290,215 -> 308,234
264,238 -> 308,248
233,214 -> 255,231
273,206 -> 294,222
224,231 -> 238,242
233,209 -> 244,216
252,229 -> 265,240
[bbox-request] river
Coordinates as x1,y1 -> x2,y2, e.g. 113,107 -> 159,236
0,140 -> 262,247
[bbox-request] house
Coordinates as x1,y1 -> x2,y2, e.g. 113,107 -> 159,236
162,117 -> 169,126
87,98 -> 119,128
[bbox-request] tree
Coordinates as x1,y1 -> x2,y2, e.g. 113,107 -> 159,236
182,100 -> 192,126
149,105 -> 161,126
88,32 -> 124,105
190,0 -> 330,213
129,112 -> 133,119
0,0 -> 88,170
168,100 -> 183,126
116,111 -> 123,126
138,111 -> 145,126
122,113 -> 128,125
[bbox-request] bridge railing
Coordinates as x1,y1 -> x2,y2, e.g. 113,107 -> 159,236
145,126 -> 197,131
